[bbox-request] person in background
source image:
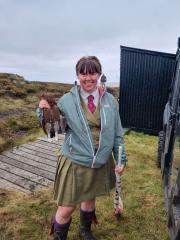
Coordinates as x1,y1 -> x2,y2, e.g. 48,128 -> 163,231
51,56 -> 127,240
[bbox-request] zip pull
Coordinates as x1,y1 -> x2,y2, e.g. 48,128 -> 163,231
91,156 -> 96,168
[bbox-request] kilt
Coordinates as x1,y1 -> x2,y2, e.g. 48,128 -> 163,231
53,152 -> 116,207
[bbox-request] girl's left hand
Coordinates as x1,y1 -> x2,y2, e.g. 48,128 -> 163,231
115,165 -> 125,176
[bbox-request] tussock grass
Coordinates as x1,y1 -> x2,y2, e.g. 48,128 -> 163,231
0,111 -> 45,153
0,97 -> 26,112
0,132 -> 169,240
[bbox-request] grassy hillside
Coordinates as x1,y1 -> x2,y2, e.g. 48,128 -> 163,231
0,73 -> 73,153
0,132 -> 169,240
0,73 -> 119,153
0,73 -> 72,98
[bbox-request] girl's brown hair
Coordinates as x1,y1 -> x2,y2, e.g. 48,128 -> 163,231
76,56 -> 102,76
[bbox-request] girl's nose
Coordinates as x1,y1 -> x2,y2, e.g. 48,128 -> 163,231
85,74 -> 91,80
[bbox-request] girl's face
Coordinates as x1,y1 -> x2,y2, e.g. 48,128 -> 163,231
78,73 -> 100,93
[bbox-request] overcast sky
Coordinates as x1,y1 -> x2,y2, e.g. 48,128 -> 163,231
0,0 -> 179,84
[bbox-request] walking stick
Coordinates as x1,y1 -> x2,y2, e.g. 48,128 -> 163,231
114,146 -> 123,219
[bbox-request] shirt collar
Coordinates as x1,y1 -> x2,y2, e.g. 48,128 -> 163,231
80,87 -> 99,100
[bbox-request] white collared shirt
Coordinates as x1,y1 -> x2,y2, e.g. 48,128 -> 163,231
80,87 -> 99,107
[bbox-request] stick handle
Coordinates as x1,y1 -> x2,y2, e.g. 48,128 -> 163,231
118,146 -> 122,167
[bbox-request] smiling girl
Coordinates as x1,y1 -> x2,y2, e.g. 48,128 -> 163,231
51,56 -> 127,240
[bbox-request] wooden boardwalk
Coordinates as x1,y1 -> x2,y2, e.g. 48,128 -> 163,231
0,129 -> 129,193
0,134 -> 65,193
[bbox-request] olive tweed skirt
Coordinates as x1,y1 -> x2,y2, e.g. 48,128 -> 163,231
53,153 -> 116,207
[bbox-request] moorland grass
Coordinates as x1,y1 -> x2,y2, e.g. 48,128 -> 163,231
0,110 -> 44,153
0,78 -> 72,154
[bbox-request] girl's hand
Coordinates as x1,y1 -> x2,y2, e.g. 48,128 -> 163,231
115,165 -> 125,176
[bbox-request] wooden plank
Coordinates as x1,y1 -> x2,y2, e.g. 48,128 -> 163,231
0,178 -> 29,193
57,134 -> 65,140
0,162 -> 52,187
16,146 -> 57,161
37,139 -> 63,147
2,151 -> 56,173
38,138 -> 64,145
0,155 -> 55,181
38,137 -> 64,146
0,168 -> 43,192
30,142 -> 60,152
20,144 -> 58,157
12,148 -> 57,167
38,134 -> 65,141
35,139 -> 62,150
35,140 -> 61,149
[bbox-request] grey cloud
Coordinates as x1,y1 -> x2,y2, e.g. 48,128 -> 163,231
0,0 -> 179,83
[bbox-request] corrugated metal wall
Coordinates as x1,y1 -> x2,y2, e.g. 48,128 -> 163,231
119,46 -> 176,135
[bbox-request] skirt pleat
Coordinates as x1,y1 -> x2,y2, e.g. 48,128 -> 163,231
54,152 -> 116,207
